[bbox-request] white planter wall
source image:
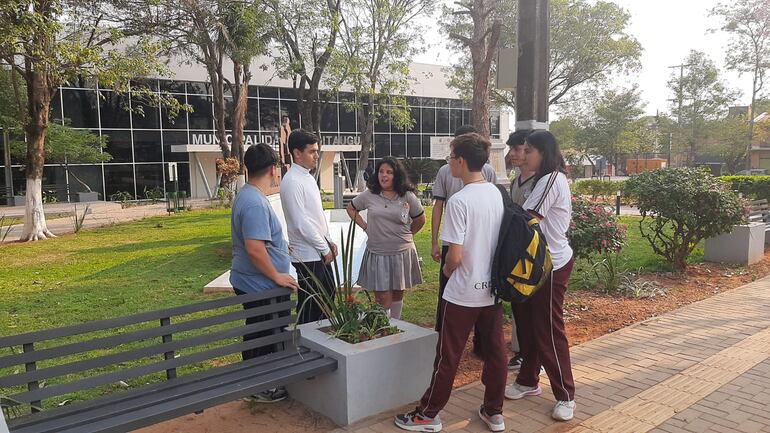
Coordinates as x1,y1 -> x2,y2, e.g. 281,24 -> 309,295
287,319 -> 438,426
704,223 -> 766,265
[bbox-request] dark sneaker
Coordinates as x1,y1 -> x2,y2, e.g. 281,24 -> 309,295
243,386 -> 288,403
508,354 -> 524,371
478,406 -> 505,432
394,409 -> 443,432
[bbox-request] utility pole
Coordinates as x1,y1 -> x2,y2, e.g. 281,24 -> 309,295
3,128 -> 12,200
515,0 -> 549,131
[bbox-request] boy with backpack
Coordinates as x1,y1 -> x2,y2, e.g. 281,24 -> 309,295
395,133 -> 507,433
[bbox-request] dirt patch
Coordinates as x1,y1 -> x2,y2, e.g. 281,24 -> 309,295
138,249 -> 770,432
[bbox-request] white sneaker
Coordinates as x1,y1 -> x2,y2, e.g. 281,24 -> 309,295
504,383 -> 542,400
552,400 -> 576,421
477,406 -> 505,432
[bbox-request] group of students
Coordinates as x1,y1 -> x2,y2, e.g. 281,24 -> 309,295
228,125 -> 577,431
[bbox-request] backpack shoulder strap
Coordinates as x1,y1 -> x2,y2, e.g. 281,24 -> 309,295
531,172 -> 559,214
496,184 -> 514,209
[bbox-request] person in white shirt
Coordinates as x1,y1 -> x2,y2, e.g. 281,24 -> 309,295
431,125 -> 497,358
395,133 -> 507,433
503,130 -> 577,422
280,129 -> 337,324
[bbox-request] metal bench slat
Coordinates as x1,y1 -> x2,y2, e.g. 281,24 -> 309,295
0,288 -> 291,348
9,349 -> 330,433
12,356 -> 338,433
6,346 -> 311,429
0,300 -> 296,368
9,329 -> 297,403
0,315 -> 297,388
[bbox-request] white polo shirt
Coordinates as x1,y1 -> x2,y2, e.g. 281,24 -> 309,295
279,164 -> 332,263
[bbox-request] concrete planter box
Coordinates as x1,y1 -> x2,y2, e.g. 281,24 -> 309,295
704,222 -> 765,265
287,318 -> 438,426
76,191 -> 99,202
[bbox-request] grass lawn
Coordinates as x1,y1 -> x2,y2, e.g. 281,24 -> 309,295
0,205 -> 686,407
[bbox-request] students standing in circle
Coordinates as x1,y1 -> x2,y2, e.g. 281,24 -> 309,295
346,157 -> 425,319
504,130 -> 577,422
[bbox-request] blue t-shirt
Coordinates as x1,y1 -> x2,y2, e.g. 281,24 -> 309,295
230,184 -> 291,293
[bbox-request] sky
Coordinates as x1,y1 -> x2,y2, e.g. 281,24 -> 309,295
413,0 -> 755,116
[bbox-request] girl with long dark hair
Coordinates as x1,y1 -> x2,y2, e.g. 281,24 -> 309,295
504,131 -> 577,422
346,157 -> 426,318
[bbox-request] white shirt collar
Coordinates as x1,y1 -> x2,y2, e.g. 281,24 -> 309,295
290,163 -> 311,176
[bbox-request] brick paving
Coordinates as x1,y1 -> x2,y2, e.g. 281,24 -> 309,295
335,275 -> 770,433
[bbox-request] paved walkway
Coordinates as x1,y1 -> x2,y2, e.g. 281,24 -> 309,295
0,199 -> 216,241
336,275 -> 770,433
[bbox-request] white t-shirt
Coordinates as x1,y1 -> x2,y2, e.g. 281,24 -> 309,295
523,172 -> 573,270
441,182 -> 504,307
433,163 -> 497,246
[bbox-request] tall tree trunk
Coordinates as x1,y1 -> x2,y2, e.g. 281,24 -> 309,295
746,71 -> 759,170
355,101 -> 374,191
22,68 -> 55,241
232,61 -> 251,182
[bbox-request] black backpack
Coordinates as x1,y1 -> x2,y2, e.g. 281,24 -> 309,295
490,184 -> 553,303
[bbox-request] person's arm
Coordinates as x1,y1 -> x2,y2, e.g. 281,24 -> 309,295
346,202 -> 367,231
430,200 -> 444,262
442,243 -> 462,278
283,183 -> 332,260
411,213 -> 426,234
245,239 -> 299,289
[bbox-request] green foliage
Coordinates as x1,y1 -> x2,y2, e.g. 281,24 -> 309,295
295,220 -> 398,344
568,196 -> 627,260
625,168 -> 747,271
109,191 -> 134,203
0,215 -> 13,243
571,179 -> 626,203
71,204 -> 90,234
719,175 -> 770,201
401,158 -> 442,185
143,186 -> 165,203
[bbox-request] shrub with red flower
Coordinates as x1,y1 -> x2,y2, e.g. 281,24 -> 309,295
568,195 -> 627,260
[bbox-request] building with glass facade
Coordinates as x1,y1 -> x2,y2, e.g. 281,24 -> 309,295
0,62 -> 504,201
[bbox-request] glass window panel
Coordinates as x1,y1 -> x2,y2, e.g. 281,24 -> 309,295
420,97 -> 436,107
248,85 -> 258,97
391,134 -> 405,158
421,135 -> 431,157
66,165 -> 104,197
159,80 -> 186,93
407,134 -> 422,158
133,130 -> 162,163
450,109 -> 463,133
130,79 -> 158,92
421,107 -> 435,134
339,92 -> 355,104
462,109 -> 471,125
50,90 -> 63,124
224,97 -> 234,130
246,98 -> 260,131
163,131 -> 192,162
406,107 -> 420,133
162,95 -> 188,130
187,95 -> 213,130
131,98 -> 160,129
175,162 -> 191,196
437,98 -> 451,108
374,134 -> 389,157
99,91 -> 131,129
187,81 -> 212,95
436,108 -> 450,134
280,100 -> 300,131
374,107 -> 390,133
339,104 -> 357,132
321,103 -> 339,132
260,99 -> 279,132
40,166 -> 68,202
279,88 -> 297,100
259,86 -> 279,98
406,96 -> 419,106
104,164 -> 136,199
135,164 -> 165,197
490,114 -> 500,137
61,89 -> 99,128
102,130 -> 133,163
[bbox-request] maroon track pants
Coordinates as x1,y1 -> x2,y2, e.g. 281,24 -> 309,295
514,257 -> 576,401
419,300 -> 507,418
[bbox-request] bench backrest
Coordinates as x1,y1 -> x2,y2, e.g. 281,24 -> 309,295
749,199 -> 769,223
0,288 -> 296,415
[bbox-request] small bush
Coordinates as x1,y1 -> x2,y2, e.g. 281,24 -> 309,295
625,167 -> 747,271
571,179 -> 626,203
143,186 -> 165,203
719,175 -> 770,201
568,196 -> 627,260
109,191 -> 134,203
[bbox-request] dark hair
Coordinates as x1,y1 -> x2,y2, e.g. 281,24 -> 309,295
526,130 -> 567,182
454,124 -> 477,137
288,129 -> 318,155
450,133 -> 491,172
506,129 -> 533,147
244,143 -> 278,179
367,157 -> 415,196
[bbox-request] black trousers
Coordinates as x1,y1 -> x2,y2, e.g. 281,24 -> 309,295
234,288 -> 290,361
293,261 -> 336,324
435,246 -> 483,354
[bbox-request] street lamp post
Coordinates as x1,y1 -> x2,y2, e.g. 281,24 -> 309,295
515,0 -> 549,131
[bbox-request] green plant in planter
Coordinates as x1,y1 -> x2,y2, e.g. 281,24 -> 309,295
295,219 -> 398,344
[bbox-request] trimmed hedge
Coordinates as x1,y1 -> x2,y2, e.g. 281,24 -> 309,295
571,179 -> 627,202
719,176 -> 770,201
